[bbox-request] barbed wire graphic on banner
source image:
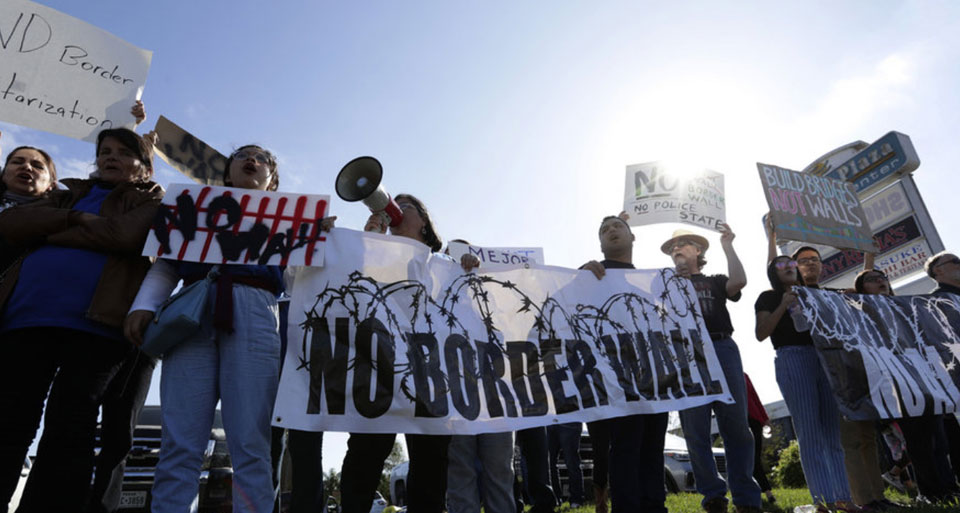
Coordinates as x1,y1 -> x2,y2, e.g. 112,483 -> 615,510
799,290 -> 960,371
297,267 -> 707,405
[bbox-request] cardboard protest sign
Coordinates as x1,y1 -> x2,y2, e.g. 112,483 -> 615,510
446,241 -> 544,270
144,184 -> 330,267
758,163 -> 877,252
624,162 -> 725,232
273,229 -> 732,435
153,116 -> 227,185
0,0 -> 151,142
796,288 -> 960,420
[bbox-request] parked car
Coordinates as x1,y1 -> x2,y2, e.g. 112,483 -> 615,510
538,427 -> 728,498
388,426 -> 728,504
389,461 -> 409,506
551,427 -> 726,498
322,492 -> 388,513
95,405 -> 234,512
663,432 -> 727,493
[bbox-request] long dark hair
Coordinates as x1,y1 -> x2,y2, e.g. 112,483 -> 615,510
396,193 -> 442,252
1,146 -> 58,194
224,145 -> 279,191
767,256 -> 799,294
95,128 -> 154,182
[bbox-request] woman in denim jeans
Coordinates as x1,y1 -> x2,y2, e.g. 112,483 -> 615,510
754,256 -> 858,513
126,145 -> 285,513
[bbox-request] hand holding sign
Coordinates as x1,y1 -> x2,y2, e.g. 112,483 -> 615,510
153,116 -> 226,185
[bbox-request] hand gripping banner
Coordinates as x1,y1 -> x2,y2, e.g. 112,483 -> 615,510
796,287 -> 960,421
273,229 -> 732,435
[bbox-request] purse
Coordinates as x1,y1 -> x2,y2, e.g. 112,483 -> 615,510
141,266 -> 220,358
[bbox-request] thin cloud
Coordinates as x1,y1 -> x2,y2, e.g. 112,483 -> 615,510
794,51 -> 918,142
55,157 -> 95,180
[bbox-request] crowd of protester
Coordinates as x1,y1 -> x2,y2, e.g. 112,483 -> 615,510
0,118 -> 959,513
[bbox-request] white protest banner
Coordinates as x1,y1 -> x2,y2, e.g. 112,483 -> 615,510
0,0 -> 151,142
446,241 -> 544,270
758,163 -> 877,252
796,288 -> 960,420
273,228 -> 732,435
144,184 -> 330,267
624,162 -> 726,232
153,116 -> 227,186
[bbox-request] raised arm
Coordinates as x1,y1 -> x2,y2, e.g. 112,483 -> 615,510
719,222 -> 746,297
764,213 -> 778,264
132,100 -> 146,128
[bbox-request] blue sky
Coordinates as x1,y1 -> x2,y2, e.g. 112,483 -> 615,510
5,0 -> 960,471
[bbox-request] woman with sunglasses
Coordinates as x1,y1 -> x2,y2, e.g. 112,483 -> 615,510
754,255 -> 857,512
125,145 -> 285,512
339,194 -> 463,513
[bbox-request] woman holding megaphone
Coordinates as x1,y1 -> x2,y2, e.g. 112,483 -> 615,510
340,193 -> 477,513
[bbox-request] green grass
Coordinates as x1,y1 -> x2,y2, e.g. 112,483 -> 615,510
541,488 -> 957,512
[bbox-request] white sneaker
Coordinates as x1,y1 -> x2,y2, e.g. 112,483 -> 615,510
881,471 -> 906,493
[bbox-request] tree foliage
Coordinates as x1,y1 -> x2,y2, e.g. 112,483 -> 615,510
772,440 -> 806,488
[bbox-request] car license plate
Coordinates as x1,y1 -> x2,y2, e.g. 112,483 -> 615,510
119,491 -> 147,508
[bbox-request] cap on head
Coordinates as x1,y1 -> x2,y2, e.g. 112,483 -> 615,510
660,229 -> 709,255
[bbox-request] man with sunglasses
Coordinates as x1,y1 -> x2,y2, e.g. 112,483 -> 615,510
660,224 -> 762,513
927,252 -> 960,296
923,251 -> 960,504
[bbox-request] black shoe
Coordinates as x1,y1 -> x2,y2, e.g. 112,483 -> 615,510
703,496 -> 729,513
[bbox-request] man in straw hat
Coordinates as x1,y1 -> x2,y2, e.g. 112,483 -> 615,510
661,223 -> 762,513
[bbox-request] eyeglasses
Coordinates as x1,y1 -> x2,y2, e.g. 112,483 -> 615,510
671,240 -> 696,251
863,274 -> 888,284
775,260 -> 798,270
935,257 -> 960,268
797,257 -> 821,265
232,150 -> 271,164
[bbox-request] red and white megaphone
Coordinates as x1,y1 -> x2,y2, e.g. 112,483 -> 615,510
335,156 -> 403,228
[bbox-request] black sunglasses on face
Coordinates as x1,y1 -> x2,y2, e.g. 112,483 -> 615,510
936,257 -> 960,268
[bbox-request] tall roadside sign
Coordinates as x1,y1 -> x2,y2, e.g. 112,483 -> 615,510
776,131 -> 942,294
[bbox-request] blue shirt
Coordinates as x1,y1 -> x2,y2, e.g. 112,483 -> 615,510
1,184 -> 120,339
